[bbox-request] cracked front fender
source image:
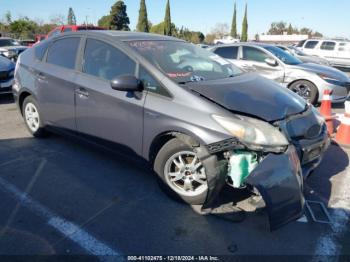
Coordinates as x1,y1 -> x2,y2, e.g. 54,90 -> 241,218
246,146 -> 305,231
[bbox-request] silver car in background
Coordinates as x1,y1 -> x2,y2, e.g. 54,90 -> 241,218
210,43 -> 350,104
276,45 -> 331,66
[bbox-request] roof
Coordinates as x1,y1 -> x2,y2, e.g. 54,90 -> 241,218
211,42 -> 274,49
62,30 -> 182,42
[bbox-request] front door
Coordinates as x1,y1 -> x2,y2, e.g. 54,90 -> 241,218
237,46 -> 285,83
74,38 -> 145,155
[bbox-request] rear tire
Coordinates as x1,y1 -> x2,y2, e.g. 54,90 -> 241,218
154,138 -> 208,205
289,80 -> 318,105
22,96 -> 46,138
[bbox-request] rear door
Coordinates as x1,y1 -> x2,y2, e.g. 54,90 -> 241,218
319,41 -> 337,64
238,46 -> 285,83
35,36 -> 81,129
74,38 -> 145,155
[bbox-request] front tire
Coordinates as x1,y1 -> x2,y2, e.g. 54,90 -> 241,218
289,80 -> 318,105
22,96 -> 46,137
154,138 -> 208,205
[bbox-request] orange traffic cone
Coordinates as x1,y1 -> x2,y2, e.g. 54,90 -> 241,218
319,89 -> 334,135
335,101 -> 350,146
319,90 -> 332,117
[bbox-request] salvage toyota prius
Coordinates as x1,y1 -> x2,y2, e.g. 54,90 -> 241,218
13,31 -> 330,230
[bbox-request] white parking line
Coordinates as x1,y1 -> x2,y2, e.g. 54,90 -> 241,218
0,175 -> 120,258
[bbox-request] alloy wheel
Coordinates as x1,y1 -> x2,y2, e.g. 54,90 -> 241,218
164,151 -> 208,197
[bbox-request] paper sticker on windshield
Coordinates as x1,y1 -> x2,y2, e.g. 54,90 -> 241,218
210,55 -> 230,66
167,72 -> 192,78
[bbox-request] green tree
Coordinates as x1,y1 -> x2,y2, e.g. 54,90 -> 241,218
10,17 -> 37,39
110,0 -> 130,31
5,11 -> 12,24
287,23 -> 293,35
150,21 -> 176,36
230,2 -> 237,38
268,21 -> 287,35
241,4 -> 248,41
136,0 -> 149,32
163,0 -> 172,36
98,15 -> 112,29
67,7 -> 77,25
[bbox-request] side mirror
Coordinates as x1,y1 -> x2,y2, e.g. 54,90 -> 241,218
265,58 -> 278,67
111,75 -> 144,92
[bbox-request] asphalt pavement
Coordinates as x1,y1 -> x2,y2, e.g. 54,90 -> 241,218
0,93 -> 349,260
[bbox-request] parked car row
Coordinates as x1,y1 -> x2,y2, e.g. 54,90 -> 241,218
210,43 -> 350,104
0,37 -> 27,61
12,31 -> 332,230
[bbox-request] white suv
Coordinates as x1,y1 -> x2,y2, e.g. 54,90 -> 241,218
297,39 -> 350,68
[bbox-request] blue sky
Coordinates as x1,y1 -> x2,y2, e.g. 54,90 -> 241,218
1,0 -> 350,38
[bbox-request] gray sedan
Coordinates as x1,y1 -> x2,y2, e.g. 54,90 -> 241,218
14,31 -> 330,230
210,43 -> 350,104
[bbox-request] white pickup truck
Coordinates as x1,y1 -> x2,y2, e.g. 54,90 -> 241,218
297,39 -> 350,68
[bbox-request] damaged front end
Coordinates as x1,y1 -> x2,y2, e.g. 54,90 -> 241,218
201,137 -> 304,231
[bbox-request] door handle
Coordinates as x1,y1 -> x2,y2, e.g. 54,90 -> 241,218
75,87 -> 89,98
36,72 -> 47,81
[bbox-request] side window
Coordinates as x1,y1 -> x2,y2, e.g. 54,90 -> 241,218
83,39 -> 136,81
339,43 -> 348,52
139,67 -> 170,97
297,40 -> 306,48
320,41 -> 336,51
35,40 -> 50,61
242,46 -> 269,62
304,41 -> 319,49
47,37 -> 80,69
214,46 -> 238,59
63,27 -> 72,33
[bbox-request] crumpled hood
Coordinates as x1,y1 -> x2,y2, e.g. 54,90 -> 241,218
0,56 -> 15,71
296,62 -> 350,82
186,73 -> 307,122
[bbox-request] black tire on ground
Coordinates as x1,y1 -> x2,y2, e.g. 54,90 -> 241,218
154,138 -> 208,205
22,96 -> 47,138
289,80 -> 318,105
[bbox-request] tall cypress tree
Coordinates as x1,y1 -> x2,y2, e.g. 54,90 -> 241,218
230,2 -> 237,38
110,0 -> 130,31
241,4 -> 248,42
163,0 -> 172,36
67,7 -> 77,25
136,0 -> 149,32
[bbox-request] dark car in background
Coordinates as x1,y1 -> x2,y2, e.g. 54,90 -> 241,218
0,37 -> 28,61
0,55 -> 15,94
13,31 -> 330,230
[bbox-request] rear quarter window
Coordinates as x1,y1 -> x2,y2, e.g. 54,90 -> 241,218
34,40 -> 50,61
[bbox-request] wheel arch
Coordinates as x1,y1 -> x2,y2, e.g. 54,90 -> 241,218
148,131 -> 202,166
18,90 -> 35,115
287,79 -> 319,102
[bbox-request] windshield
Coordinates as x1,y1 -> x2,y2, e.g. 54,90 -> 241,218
288,46 -> 308,56
264,46 -> 302,65
127,40 -> 242,83
0,39 -> 21,47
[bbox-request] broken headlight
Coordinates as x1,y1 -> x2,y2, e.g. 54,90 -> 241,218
212,115 -> 289,150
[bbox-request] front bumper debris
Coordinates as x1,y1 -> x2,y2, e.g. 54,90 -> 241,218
246,146 -> 304,230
